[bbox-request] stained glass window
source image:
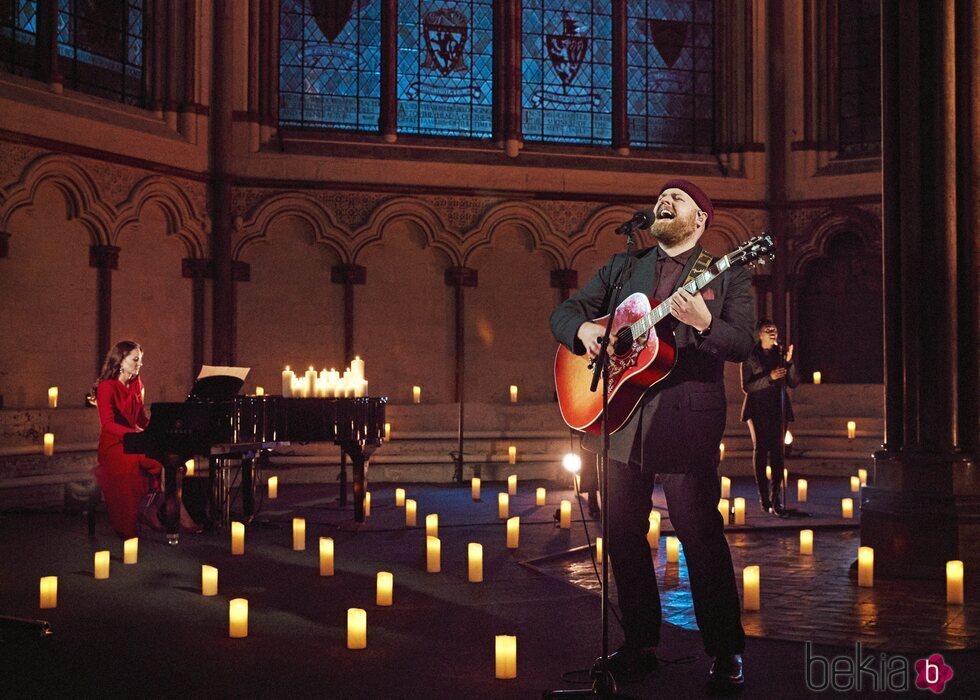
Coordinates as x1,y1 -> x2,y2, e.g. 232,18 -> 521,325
838,0 -> 880,156
626,0 -> 713,152
397,1 -> 493,138
0,0 -> 38,79
57,0 -> 145,106
522,0 -> 612,144
279,0 -> 381,130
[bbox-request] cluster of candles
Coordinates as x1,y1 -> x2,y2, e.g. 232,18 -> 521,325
281,357 -> 367,398
718,468 -> 870,523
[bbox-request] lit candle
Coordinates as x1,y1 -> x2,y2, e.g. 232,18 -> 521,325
595,536 -> 603,563
202,565 -> 218,595
384,422 -> 391,441
468,542 -> 483,582
720,476 -> 731,499
351,356 -> 365,382
858,546 -> 874,587
666,536 -> 680,563
43,432 -> 54,456
48,386 -> 58,408
734,497 -> 746,525
507,473 -> 517,494
797,479 -> 808,502
426,513 -> 439,538
293,518 -> 306,550
471,477 -> 481,501
319,537 -> 334,576
267,476 -> 278,499
743,566 -> 760,610
498,493 -> 509,519
813,371 -> 822,384
426,536 -> 441,573
495,635 -> 517,679
255,386 -> 264,396
347,608 -> 367,649
947,560 -> 964,604
719,442 -> 725,460
184,459 -> 195,476
800,529 -> 813,555
123,537 -> 138,564
94,550 -> 110,579
305,367 -> 316,398
783,468 -> 789,485
364,492 -> 371,518
858,468 -> 868,487
231,521 -> 245,555
784,430 -> 793,446
395,488 -> 406,507
376,571 -> 393,606
559,500 -> 571,529
39,576 -> 57,608
850,476 -> 860,493
412,385 -> 421,404
847,420 -> 857,439
406,499 -> 417,527
536,487 -> 546,506
647,511 -> 661,548
841,498 -> 854,519
765,465 -> 772,481
506,516 -> 520,549
282,367 -> 294,397
718,498 -> 730,523
229,598 -> 248,638
508,446 -> 517,465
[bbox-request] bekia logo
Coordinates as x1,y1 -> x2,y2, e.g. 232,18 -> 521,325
805,643 -> 954,693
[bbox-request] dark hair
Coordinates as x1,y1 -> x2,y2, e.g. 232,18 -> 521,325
87,340 -> 142,404
757,319 -> 776,331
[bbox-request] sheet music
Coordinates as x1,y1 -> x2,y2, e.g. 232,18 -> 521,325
197,365 -> 250,381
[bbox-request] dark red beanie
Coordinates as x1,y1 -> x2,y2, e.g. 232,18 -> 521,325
660,179 -> 713,229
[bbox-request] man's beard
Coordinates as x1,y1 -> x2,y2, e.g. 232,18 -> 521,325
651,211 -> 697,247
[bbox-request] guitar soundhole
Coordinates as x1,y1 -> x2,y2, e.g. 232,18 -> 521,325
613,328 -> 634,357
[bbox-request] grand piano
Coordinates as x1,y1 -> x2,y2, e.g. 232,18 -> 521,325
124,380 -> 386,544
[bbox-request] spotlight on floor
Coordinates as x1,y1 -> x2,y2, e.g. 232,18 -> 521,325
562,452 -> 582,474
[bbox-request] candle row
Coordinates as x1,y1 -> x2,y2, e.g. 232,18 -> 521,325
282,361 -> 367,398
409,385 -> 524,404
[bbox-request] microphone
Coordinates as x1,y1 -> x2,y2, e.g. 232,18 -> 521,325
615,208 -> 654,234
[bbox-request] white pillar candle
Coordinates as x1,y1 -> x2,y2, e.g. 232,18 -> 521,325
426,536 -> 441,573
847,420 -> 857,439
498,493 -> 509,519
800,529 -> 813,555
472,477 -> 481,501
468,542 -> 483,582
508,446 -> 517,465
94,550 -> 110,579
743,566 -> 760,610
293,518 -> 306,550
947,560 -> 964,605
559,500 -> 571,529
229,598 -> 248,638
858,546 -> 874,587
720,476 -> 731,499
797,479 -> 808,502
783,468 -> 789,485
47,386 -> 58,408
718,498 -> 730,524
384,422 -> 391,441
510,385 -> 518,403
395,487 -> 405,507
766,465 -> 772,480
123,537 -> 138,564
850,476 -> 861,493
351,356 -> 365,382
841,498 -> 854,519
184,459 -> 195,476
305,367 -> 317,398
719,442 -> 725,460
405,499 -> 417,527
506,516 -> 520,549
364,492 -> 371,518
647,511 -> 661,548
231,521 -> 245,555
255,386 -> 264,396
319,537 -> 334,576
412,385 -> 421,404
426,513 -> 439,538
39,576 -> 57,608
347,608 -> 366,649
43,433 -> 54,456
784,430 -> 793,446
376,572 -> 393,606
734,497 -> 746,525
202,565 -> 218,595
507,474 -> 517,495
858,468 -> 868,486
267,476 -> 278,499
282,367 -> 294,397
666,536 -> 680,563
595,536 -> 603,563
536,487 -> 546,506
495,635 -> 517,679
813,371 -> 822,384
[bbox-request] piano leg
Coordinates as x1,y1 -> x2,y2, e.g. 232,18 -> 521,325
241,453 -> 255,520
341,442 -> 378,524
338,452 -> 348,506
161,454 -> 182,545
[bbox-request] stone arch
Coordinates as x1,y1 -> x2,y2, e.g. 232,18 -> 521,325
352,196 -> 460,266
700,210 -> 756,257
567,204 -> 640,268
461,200 -> 562,268
793,205 -> 881,276
113,176 -> 209,258
234,192 -> 350,262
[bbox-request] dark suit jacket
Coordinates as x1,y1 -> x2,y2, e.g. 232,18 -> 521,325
740,345 -> 800,423
550,244 -> 756,473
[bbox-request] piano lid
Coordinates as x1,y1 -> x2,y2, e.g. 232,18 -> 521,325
188,365 -> 250,401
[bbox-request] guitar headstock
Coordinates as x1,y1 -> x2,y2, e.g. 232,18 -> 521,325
728,233 -> 775,269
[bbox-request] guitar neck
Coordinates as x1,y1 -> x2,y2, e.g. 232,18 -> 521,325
630,256 -> 732,338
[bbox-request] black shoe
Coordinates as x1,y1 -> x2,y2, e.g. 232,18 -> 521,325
595,645 -> 658,681
759,500 -> 772,514
708,654 -> 744,694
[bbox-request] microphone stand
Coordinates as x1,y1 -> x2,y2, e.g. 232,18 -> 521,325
545,227 -> 638,699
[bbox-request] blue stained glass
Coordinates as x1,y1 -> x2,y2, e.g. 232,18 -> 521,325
0,1 -> 37,77
522,0 -> 612,144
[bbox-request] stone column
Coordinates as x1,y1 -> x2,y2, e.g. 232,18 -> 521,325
35,0 -> 62,93
379,0 -> 398,142
182,258 -> 211,377
331,263 -> 366,364
611,1 -> 628,155
90,245 -> 120,373
551,268 -> 577,304
446,267 -> 477,482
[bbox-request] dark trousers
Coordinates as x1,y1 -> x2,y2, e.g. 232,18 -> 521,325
607,459 -> 745,657
747,417 -> 786,506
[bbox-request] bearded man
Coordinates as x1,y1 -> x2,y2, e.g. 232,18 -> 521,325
550,180 -> 755,694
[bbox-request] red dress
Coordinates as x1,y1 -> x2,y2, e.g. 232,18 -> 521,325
94,377 -> 162,538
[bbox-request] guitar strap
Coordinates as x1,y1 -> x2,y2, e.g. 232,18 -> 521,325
681,249 -> 716,289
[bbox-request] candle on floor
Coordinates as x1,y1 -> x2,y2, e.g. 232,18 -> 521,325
364,492 -> 371,518
498,493 -> 509,519
858,546 -> 874,587
800,530 -> 813,555
495,635 -> 517,679
39,576 -> 57,608
797,479 -> 808,502
319,537 -> 334,576
666,537 -> 680,563
468,543 -> 484,582
841,498 -> 854,519
784,430 -> 793,446
506,516 -> 520,549
426,536 -> 441,573
94,550 -> 110,579
595,536 -> 603,563
202,565 -> 218,595
293,518 -> 306,550
184,459 -> 195,476
43,433 -> 54,456
412,386 -> 421,404
48,386 -> 58,408
426,513 -> 438,538
720,476 -> 731,500
783,468 -> 789,485
229,598 -> 248,638
718,498 -> 730,524
405,499 -> 417,527
347,608 -> 366,649
267,476 -> 278,499
647,511 -> 661,548
395,487 -> 406,507
850,476 -> 861,493
559,500 -> 571,529
858,468 -> 868,487
231,521 -> 245,555
847,420 -> 857,439
508,473 -> 517,494
947,560 -> 964,605
471,477 -> 481,501
376,572 -> 393,607
743,566 -> 760,610
813,371 -> 822,384
536,487 -> 546,506
384,422 -> 391,441
508,446 -> 517,465
766,465 -> 772,480
123,537 -> 138,564
510,385 -> 518,403
734,497 -> 746,525
719,442 -> 725,460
